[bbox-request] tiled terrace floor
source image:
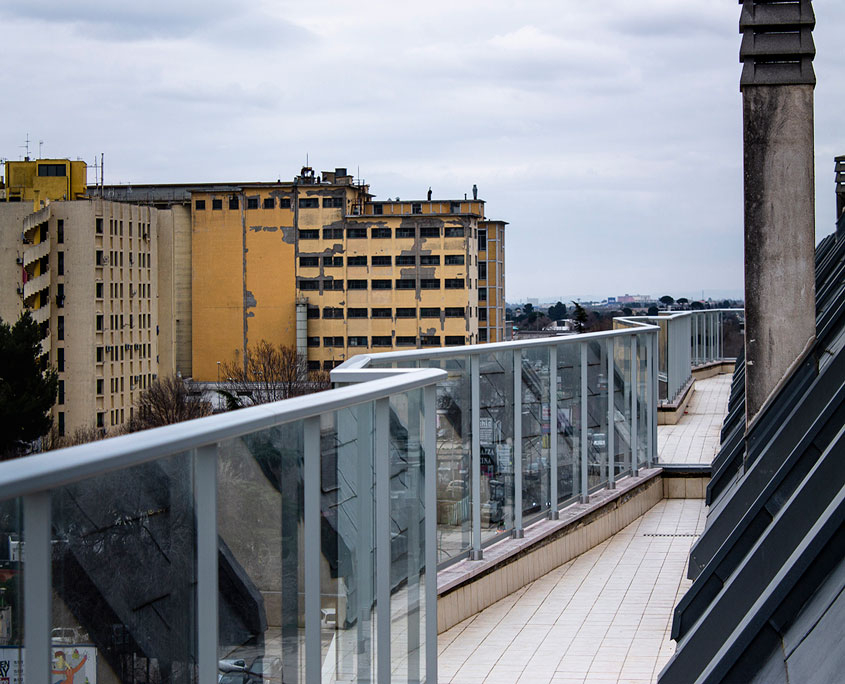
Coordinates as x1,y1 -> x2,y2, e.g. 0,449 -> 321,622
436,373 -> 732,683
657,374 -> 732,464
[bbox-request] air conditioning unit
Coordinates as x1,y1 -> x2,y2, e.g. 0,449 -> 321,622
105,345 -> 112,352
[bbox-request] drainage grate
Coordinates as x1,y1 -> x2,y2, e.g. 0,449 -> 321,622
642,533 -> 699,537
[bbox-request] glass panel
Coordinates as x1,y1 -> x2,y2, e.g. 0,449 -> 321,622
556,343 -> 580,504
586,340 -> 608,489
218,422 -> 304,683
427,357 -> 471,564
722,311 -> 744,359
51,453 -> 196,684
657,319 -> 669,402
388,389 -> 426,684
522,347 -> 550,519
0,499 -> 22,677
479,350 -> 515,544
637,336 -> 650,469
321,404 -> 376,683
615,338 -> 632,478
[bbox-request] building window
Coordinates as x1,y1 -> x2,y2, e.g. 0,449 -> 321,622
348,336 -> 368,347
212,198 -> 223,210
371,255 -> 391,266
348,308 -> 368,318
479,262 -> 487,279
323,360 -> 339,370
299,256 -> 319,267
96,314 -> 103,331
396,336 -> 416,346
325,279 -> 343,290
420,226 -> 439,238
263,197 -> 275,209
412,203 -> 422,214
445,278 -> 465,289
372,336 -> 392,346
323,336 -> 344,347
97,412 -> 105,428
394,255 -> 414,266
58,411 -> 65,436
56,284 -> 65,308
38,164 -> 66,177
96,217 -> 103,234
420,255 -> 440,265
445,226 -> 464,238
323,197 -> 343,208
299,229 -> 319,239
373,204 -> 383,215
307,306 -> 320,319
323,307 -> 344,319
347,256 -> 366,266
420,279 -> 440,289
420,308 -> 440,318
445,254 -> 464,265
96,346 -> 103,363
347,228 -> 367,239
323,256 -> 343,267
96,378 -> 104,395
247,197 -> 259,210
307,336 -> 320,347
445,336 -> 465,346
195,199 -> 206,210
479,308 -> 488,321
299,280 -> 319,290
395,279 -> 415,290
396,227 -> 415,238
57,220 -> 64,244
57,316 -> 64,340
307,360 -> 320,371
450,202 -> 461,213
229,196 -> 239,210
371,279 -> 391,289
58,252 -> 64,275
478,229 -> 487,249
372,227 -> 391,239
420,335 -> 440,346
323,227 -> 344,239
479,328 -> 488,342
371,308 -> 391,318
299,198 -> 318,209
445,307 -> 465,318
396,307 -> 416,318
57,348 -> 65,372
347,280 -> 367,290
479,288 -> 487,301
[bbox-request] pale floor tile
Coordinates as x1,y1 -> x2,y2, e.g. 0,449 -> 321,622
658,374 -> 731,465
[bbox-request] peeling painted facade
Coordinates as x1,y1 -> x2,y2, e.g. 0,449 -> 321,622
186,167 -> 507,379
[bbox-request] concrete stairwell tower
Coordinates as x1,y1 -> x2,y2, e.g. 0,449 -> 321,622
740,0 -> 817,426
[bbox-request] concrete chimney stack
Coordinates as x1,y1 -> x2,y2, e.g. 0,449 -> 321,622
740,0 -> 816,426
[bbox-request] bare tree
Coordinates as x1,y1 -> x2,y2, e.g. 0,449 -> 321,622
127,374 -> 211,432
218,340 -> 330,409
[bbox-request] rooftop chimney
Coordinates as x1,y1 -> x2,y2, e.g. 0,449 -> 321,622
740,0 -> 817,427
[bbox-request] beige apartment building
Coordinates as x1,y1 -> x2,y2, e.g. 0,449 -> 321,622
0,196 -> 182,437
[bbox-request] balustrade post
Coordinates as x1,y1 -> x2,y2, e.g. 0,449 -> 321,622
470,354 -> 483,560
195,444 -> 219,684
607,337 -> 616,489
579,343 -> 589,503
513,349 -> 524,537
549,345 -> 559,519
631,335 -> 639,477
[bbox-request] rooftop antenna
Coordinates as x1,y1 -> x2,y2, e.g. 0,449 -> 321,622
20,133 -> 31,160
38,140 -> 44,159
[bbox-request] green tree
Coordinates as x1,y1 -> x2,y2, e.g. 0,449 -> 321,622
659,295 -> 675,307
647,305 -> 659,316
676,297 -> 689,306
571,301 -> 588,333
0,311 -> 58,459
548,301 -> 567,321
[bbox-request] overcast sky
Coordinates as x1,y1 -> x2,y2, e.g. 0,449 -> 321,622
2,1 -> 843,302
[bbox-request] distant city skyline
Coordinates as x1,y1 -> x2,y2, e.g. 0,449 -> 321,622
1,2 -> 842,300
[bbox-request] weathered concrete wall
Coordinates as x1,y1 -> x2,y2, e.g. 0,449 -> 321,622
743,84 -> 816,424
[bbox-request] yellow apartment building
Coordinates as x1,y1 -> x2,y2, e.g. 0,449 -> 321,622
3,158 -> 87,207
188,167 -> 507,380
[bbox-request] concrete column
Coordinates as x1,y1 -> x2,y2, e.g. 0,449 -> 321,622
740,0 -> 817,425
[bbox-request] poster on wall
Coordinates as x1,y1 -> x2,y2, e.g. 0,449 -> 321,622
0,645 -> 97,684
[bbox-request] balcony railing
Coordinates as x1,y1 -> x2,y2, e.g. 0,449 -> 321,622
23,238 -> 50,268
0,369 -> 443,684
23,272 -> 50,302
332,323 -> 660,566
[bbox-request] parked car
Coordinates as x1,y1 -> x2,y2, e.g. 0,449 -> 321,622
247,656 -> 282,684
51,627 -> 86,644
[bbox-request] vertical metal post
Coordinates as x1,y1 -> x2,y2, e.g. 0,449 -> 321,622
607,337 -> 616,489
195,445 -> 219,684
423,385 -> 438,684
652,333 -> 659,467
24,492 -> 51,684
579,343 -> 589,503
470,355 -> 482,560
375,398 -> 391,683
646,335 -> 654,468
631,336 -> 639,477
693,313 -> 698,365
304,416 -> 321,682
513,349 -> 524,538
356,404 -> 374,683
549,345 -> 559,519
